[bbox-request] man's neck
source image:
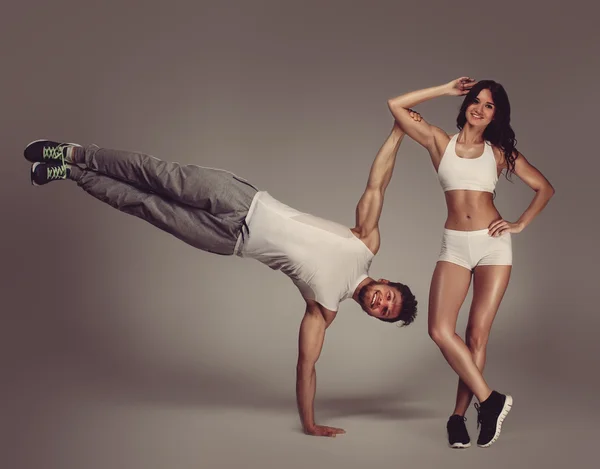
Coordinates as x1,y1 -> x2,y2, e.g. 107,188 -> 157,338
352,276 -> 374,302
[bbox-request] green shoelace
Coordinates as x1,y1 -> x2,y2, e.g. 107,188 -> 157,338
42,144 -> 68,163
46,164 -> 68,180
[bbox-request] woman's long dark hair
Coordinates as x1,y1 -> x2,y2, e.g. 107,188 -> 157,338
456,80 -> 518,180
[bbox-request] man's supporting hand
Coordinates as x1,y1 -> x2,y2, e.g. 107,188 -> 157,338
304,424 -> 346,438
296,302 -> 338,436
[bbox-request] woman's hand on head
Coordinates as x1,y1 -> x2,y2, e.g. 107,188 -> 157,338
446,77 -> 477,96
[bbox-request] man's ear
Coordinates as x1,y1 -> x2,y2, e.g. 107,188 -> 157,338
377,278 -> 389,284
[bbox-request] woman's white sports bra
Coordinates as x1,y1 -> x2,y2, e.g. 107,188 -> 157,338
437,134 -> 498,193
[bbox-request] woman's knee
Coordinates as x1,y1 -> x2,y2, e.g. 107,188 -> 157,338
428,324 -> 454,347
466,327 -> 490,352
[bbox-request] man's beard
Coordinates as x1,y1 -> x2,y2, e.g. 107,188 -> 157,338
358,280 -> 377,308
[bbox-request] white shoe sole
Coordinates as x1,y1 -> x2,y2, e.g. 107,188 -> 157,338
26,138 -> 81,147
478,394 -> 513,448
449,442 -> 471,449
31,161 -> 42,187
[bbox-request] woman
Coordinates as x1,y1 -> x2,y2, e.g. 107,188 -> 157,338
388,77 -> 554,448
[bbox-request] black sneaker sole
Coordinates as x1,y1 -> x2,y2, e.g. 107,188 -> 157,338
478,394 -> 513,448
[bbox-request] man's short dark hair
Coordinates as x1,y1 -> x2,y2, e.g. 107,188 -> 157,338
379,282 -> 417,326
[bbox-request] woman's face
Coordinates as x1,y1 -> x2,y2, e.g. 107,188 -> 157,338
465,88 -> 496,128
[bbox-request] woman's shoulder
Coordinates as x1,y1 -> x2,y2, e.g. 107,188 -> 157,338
489,144 -> 517,167
432,128 -> 455,147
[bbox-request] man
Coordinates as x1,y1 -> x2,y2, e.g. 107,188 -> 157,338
24,118 -> 418,437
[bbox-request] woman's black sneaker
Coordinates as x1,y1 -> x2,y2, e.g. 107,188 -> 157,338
475,391 -> 513,447
447,414 -> 471,448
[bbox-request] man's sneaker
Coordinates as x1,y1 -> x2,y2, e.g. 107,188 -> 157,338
31,162 -> 70,186
474,391 -> 513,448
447,414 -> 471,448
24,139 -> 81,164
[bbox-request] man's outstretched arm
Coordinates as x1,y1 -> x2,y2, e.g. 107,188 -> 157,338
353,122 -> 407,254
296,302 -> 344,437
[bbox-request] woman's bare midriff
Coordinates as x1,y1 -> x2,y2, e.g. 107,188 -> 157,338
443,190 -> 501,231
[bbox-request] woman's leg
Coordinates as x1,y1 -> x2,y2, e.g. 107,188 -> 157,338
428,261 -> 493,402
452,265 -> 512,415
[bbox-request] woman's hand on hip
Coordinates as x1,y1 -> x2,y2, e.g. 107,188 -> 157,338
488,219 -> 524,237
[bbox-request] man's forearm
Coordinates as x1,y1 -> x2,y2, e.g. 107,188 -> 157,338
366,125 -> 405,191
296,363 -> 317,431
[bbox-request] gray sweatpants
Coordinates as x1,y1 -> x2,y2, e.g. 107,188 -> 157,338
70,145 -> 258,255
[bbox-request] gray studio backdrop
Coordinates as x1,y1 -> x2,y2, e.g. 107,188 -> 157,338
1,1 -> 597,468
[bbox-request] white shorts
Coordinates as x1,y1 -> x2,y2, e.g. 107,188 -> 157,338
438,228 -> 512,270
